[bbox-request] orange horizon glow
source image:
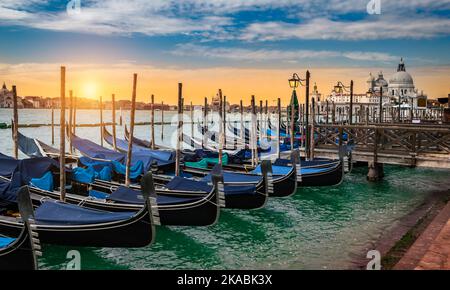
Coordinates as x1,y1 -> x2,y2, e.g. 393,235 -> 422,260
1,63 -> 449,105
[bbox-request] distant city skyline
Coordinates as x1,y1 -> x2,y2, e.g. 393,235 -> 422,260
0,1 -> 449,104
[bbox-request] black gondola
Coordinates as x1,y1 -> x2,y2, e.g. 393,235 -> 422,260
182,152 -> 298,198
298,161 -> 344,187
153,160 -> 273,210
0,173 -> 157,248
102,128 -> 269,209
124,124 -> 172,150
0,186 -> 40,270
13,134 -> 225,226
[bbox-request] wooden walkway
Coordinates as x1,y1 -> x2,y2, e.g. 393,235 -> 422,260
310,124 -> 450,169
394,201 -> 450,270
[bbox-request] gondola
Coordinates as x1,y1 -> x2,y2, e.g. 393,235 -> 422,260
183,152 -> 298,198
78,136 -> 268,210
152,160 -> 273,210
185,147 -> 344,187
182,133 -> 270,159
16,131 -> 78,163
124,124 -> 172,150
1,148 -> 224,227
0,173 -> 156,248
103,127 -> 173,160
254,156 -> 344,187
227,122 -> 250,143
0,186 -> 40,270
101,129 -> 270,209
101,127 -> 174,171
196,123 -> 244,149
69,131 -> 174,174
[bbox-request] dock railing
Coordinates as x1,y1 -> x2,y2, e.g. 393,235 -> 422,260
312,124 -> 450,169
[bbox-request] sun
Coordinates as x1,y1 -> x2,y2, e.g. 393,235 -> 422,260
82,82 -> 97,99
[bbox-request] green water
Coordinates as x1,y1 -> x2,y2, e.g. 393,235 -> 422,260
38,166 -> 449,270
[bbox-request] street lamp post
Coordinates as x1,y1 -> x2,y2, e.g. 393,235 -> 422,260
334,80 -> 353,125
379,86 -> 383,123
289,71 -> 310,158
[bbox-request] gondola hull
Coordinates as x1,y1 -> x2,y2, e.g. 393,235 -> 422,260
0,207 -> 154,248
157,197 -> 219,226
0,228 -> 35,270
269,166 -> 297,197
29,184 -> 220,227
299,162 -> 344,187
153,176 -> 268,210
182,165 -> 297,198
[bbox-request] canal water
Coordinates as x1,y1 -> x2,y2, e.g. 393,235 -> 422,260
0,109 -> 449,269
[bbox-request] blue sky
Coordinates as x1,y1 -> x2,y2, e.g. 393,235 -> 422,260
0,0 -> 449,67
0,0 -> 449,101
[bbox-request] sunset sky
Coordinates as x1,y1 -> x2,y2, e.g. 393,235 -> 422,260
0,0 -> 449,105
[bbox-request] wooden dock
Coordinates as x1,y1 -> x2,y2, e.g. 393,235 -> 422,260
308,123 -> 450,170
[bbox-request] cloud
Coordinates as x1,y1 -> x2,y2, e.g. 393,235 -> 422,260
241,16 -> 450,41
0,0 -> 449,40
0,0 -> 233,36
172,44 -> 398,63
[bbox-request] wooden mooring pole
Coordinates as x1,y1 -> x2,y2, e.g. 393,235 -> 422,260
349,80 -> 354,125
151,94 -> 155,149
277,98 -> 281,159
125,74 -> 137,186
203,97 -> 208,148
175,83 -> 183,176
12,86 -> 19,159
161,102 -> 164,141
251,95 -> 257,166
99,95 -> 104,146
72,95 -> 77,135
51,102 -> 55,145
218,89 -> 223,164
310,97 -> 315,160
69,90 -> 73,153
112,94 -> 117,150
59,66 -> 66,201
305,71 -> 310,159
240,100 -> 244,140
367,128 -> 384,181
190,101 -> 194,141
265,100 -> 268,136
223,95 -> 227,148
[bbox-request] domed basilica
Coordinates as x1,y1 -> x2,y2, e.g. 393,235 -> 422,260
366,58 -> 427,108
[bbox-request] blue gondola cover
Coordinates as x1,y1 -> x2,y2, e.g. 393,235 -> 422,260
29,171 -> 53,192
72,167 -> 96,184
167,176 -> 257,196
112,160 -> 144,179
201,172 -> 262,183
166,176 -> 212,192
0,153 -> 19,178
35,200 -> 135,225
106,185 -> 201,205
